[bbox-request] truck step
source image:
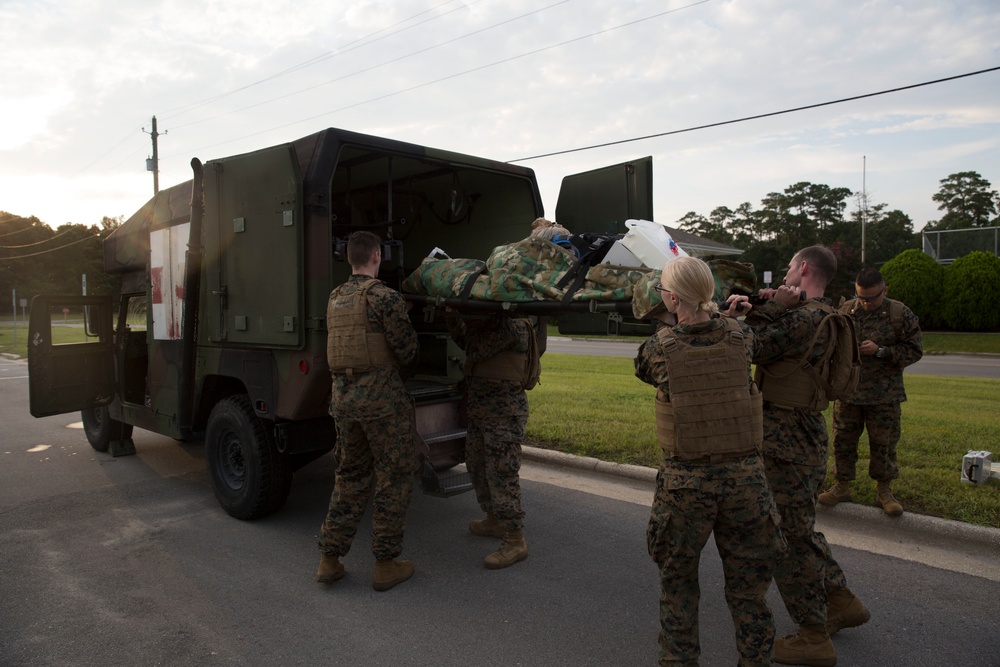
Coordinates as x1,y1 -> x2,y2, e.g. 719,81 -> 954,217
421,427 -> 467,445
419,462 -> 473,498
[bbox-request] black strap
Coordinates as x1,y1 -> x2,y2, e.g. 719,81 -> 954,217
458,266 -> 488,304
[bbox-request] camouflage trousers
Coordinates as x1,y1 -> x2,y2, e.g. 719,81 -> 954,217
832,401 -> 902,482
647,454 -> 786,667
466,379 -> 528,532
318,412 -> 417,561
763,455 -> 849,627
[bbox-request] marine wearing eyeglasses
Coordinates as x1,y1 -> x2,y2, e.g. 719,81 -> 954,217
820,268 -> 923,517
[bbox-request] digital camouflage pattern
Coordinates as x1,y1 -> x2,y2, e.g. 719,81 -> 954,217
319,274 -> 419,561
401,244 -> 757,327
832,297 -> 922,482
402,239 -> 649,303
449,313 -> 531,532
764,455 -> 848,625
833,402 -> 902,482
636,317 -> 786,667
319,403 -> 418,560
578,263 -> 650,302
708,259 -> 757,300
401,257 -> 488,300
632,260 -> 757,320
840,298 -> 922,405
745,298 -> 851,627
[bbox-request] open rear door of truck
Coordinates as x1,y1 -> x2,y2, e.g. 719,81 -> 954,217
28,295 -> 115,418
554,156 -> 654,234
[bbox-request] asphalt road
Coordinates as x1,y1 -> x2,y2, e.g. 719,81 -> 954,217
546,337 -> 1000,378
2,355 -> 999,666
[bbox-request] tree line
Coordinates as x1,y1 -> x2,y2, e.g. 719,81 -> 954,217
2,171 -> 998,316
0,214 -> 123,316
679,170 -> 1000,298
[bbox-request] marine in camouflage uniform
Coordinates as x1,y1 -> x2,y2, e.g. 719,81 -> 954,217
745,246 -> 870,666
636,316 -> 785,667
448,312 -> 532,569
823,269 -> 923,516
318,267 -> 419,584
747,298 -> 850,622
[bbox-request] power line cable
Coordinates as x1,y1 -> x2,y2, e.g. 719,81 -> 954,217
162,0 -> 474,120
167,0 -> 709,157
0,228 -> 78,249
169,0 -> 572,132
0,233 -> 99,260
72,125 -> 145,176
509,65 -> 1000,162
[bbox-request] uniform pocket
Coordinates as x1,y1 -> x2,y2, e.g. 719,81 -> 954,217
646,509 -> 673,563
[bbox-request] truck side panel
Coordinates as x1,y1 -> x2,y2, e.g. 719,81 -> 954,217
201,145 -> 304,349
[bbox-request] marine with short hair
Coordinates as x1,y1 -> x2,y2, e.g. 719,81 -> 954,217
316,230 -> 419,592
820,267 -> 923,516
739,245 -> 870,666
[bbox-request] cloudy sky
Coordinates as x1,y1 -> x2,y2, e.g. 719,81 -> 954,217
2,0 -> 998,234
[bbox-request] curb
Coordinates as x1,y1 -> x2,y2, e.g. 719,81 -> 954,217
521,445 -> 1000,552
523,445 -> 656,484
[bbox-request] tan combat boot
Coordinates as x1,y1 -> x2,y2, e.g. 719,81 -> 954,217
826,587 -> 871,635
876,480 -> 904,516
484,530 -> 528,570
315,554 -> 345,584
818,479 -> 852,507
773,624 -> 836,667
469,513 -> 505,538
373,559 -> 414,591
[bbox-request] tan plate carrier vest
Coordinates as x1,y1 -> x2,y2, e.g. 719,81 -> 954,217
655,318 -> 763,461
754,299 -> 835,412
465,333 -> 535,388
327,279 -> 398,377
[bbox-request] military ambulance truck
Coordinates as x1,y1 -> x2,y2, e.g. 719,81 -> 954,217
27,127 -> 652,519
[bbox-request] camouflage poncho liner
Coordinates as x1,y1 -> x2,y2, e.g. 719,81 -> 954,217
401,236 -> 756,320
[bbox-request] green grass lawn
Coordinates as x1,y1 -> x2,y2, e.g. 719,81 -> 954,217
527,353 -> 1000,528
549,324 -> 1000,355
0,320 -> 95,358
5,317 -> 999,526
921,333 -> 1000,354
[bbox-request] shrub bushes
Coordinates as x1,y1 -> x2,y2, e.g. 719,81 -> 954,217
881,249 -> 944,329
941,251 -> 1000,331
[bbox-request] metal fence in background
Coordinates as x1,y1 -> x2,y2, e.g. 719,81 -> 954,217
922,226 -> 999,264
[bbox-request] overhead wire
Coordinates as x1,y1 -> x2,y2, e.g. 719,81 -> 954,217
80,1 -> 487,176
72,125 -> 146,176
0,228 -> 78,249
0,233 -> 100,260
162,0 -> 477,120
168,0 -> 710,156
509,66 -> 1000,162
168,0 -> 571,132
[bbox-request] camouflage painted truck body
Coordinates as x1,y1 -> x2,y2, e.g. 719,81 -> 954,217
27,127 -> 652,519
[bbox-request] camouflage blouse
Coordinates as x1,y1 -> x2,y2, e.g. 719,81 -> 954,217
842,298 -> 922,405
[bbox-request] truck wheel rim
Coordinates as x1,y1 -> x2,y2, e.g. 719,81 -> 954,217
218,432 -> 246,491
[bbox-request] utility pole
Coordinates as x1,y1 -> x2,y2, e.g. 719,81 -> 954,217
143,116 -> 165,195
861,155 -> 868,267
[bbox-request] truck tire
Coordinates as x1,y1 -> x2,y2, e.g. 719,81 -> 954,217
81,406 -> 133,453
206,396 -> 292,520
